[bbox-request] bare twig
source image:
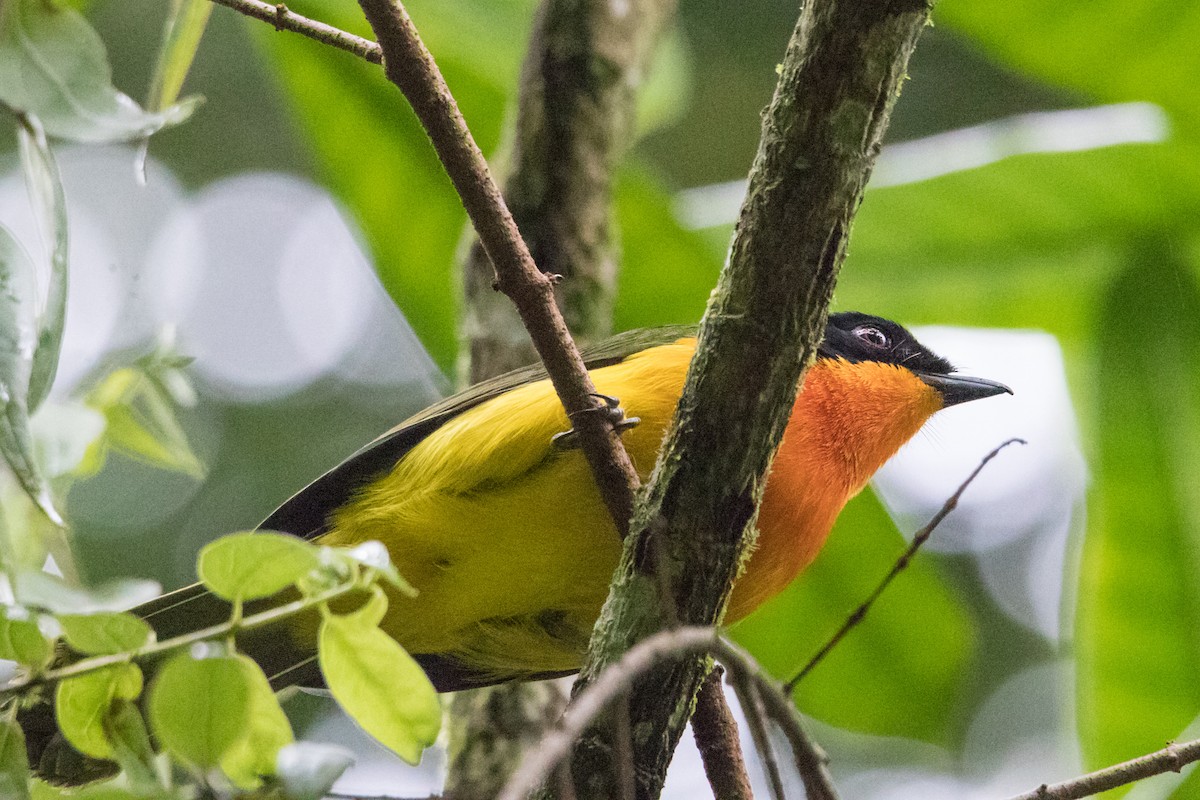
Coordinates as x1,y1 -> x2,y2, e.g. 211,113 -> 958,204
463,0 -> 677,376
692,667 -> 754,800
784,437 -> 1027,692
1,580 -> 359,695
613,689 -> 637,800
498,627 -> 839,800
208,0 -> 382,63
727,670 -> 785,800
354,0 -> 640,534
1005,738 -> 1200,800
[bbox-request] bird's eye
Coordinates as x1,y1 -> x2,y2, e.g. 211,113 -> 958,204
854,326 -> 890,348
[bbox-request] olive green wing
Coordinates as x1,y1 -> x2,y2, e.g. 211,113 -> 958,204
260,324 -> 695,539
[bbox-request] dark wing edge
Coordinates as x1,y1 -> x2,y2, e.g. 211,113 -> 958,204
262,324 -> 698,540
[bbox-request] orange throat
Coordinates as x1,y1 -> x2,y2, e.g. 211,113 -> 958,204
725,359 -> 943,621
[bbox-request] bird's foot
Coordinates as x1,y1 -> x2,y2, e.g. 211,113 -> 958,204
551,393 -> 640,449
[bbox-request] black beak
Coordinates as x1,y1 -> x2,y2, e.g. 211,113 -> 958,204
919,373 -> 1013,408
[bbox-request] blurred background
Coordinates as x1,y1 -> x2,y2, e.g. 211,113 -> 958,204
1,0 -> 1197,797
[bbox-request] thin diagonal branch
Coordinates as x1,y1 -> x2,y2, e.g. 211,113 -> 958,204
209,0 -> 382,63
353,0 -> 641,534
497,627 -> 837,800
785,437 -> 1026,691
1005,737 -> 1200,800
692,667 -> 754,800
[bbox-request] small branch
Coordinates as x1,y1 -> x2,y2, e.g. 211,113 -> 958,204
1,581 -> 359,694
208,0 -> 382,63
612,689 -> 637,800
1005,738 -> 1200,800
355,0 -> 640,534
498,627 -> 840,800
726,670 -> 784,800
463,0 -> 677,376
784,437 -> 1026,692
692,667 -> 754,800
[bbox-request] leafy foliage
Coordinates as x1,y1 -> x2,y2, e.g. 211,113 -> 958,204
0,0 -> 197,142
318,588 -> 441,765
1,530 -> 434,794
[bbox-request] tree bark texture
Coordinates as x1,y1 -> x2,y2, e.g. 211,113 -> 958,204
558,1 -> 933,798
461,0 -> 676,379
447,0 -> 677,794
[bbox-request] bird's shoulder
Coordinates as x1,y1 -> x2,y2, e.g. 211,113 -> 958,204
261,326 -> 697,538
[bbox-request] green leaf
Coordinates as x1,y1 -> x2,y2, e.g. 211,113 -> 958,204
198,531 -> 320,602
731,489 -> 976,744
148,645 -> 251,770
275,742 -> 354,800
251,0 -> 532,370
98,403 -> 201,478
1076,242 -> 1200,770
31,778 -> 149,800
57,612 -> 154,655
102,700 -> 160,795
0,718 -> 31,800
15,116 -> 68,414
0,224 -> 61,524
0,605 -> 51,668
145,0 -> 211,113
0,0 -> 198,143
937,2 -> 1200,135
55,664 -> 144,760
31,401 -> 106,481
85,357 -> 203,479
14,570 -> 160,614
318,599 -> 440,763
219,656 -> 294,789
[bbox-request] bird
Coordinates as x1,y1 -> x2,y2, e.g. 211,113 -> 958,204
135,311 -> 1011,693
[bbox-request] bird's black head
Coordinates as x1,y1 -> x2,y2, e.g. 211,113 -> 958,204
819,312 -> 1012,407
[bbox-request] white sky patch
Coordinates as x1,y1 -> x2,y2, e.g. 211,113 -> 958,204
673,102 -> 1170,230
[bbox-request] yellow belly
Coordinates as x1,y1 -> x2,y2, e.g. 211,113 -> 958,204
318,341 -> 693,680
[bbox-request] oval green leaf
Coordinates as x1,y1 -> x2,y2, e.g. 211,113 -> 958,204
101,700 -> 159,795
14,570 -> 160,614
0,718 -> 32,800
219,655 -> 294,789
0,223 -> 60,524
148,646 -> 251,769
275,742 -> 355,800
0,606 -> 51,668
198,531 -> 321,602
1076,246 -> 1200,770
57,612 -> 154,655
15,116 -> 68,414
318,606 -> 440,764
55,664 -> 144,760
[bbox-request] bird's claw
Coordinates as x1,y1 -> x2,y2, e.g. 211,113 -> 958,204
552,393 -> 640,449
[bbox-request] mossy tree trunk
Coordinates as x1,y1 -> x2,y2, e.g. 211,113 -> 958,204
557,2 -> 934,798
